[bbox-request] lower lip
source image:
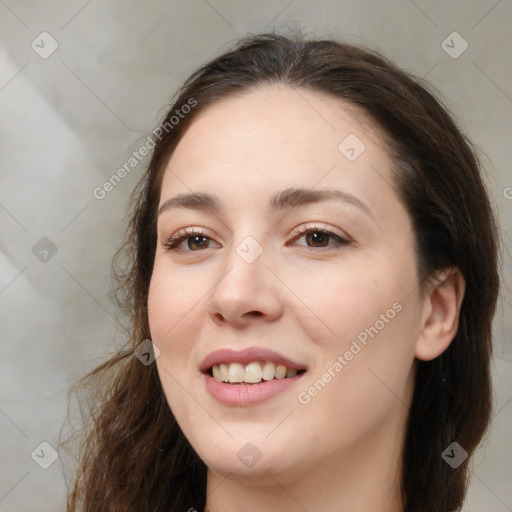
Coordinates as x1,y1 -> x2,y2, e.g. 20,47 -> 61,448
204,372 -> 306,406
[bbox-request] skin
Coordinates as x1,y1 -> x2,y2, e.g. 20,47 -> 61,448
147,85 -> 465,512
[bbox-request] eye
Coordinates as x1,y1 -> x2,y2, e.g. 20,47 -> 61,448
163,225 -> 350,253
164,228 -> 220,252
289,225 -> 350,250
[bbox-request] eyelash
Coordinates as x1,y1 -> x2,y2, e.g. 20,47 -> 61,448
163,225 -> 351,253
164,228 -> 209,251
288,225 -> 351,251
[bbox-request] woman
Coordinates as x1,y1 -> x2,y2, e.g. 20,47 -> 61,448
65,33 -> 500,512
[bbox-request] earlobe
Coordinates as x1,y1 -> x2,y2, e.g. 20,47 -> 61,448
414,268 -> 466,361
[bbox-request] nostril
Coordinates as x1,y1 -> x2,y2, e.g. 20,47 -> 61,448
249,311 -> 263,316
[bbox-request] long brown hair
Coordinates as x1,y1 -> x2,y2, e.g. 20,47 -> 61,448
63,32 -> 500,512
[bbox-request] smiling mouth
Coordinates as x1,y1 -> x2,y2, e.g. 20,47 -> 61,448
207,361 -> 307,385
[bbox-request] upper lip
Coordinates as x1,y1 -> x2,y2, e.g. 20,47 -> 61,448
199,347 -> 308,373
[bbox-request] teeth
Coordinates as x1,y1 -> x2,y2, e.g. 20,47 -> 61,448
210,361 -> 303,384
219,363 -> 229,382
212,363 -> 229,382
275,364 -> 287,379
262,361 -> 275,381
228,362 -> 245,383
244,362 -> 263,383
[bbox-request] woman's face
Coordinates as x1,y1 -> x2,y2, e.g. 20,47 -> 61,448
148,86 -> 424,483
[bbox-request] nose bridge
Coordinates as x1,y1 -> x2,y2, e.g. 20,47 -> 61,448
218,234 -> 268,298
207,232 -> 282,324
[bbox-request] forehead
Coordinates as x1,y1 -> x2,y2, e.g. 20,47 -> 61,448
160,85 -> 400,218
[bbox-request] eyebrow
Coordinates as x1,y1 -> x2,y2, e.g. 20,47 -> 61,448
158,187 -> 374,219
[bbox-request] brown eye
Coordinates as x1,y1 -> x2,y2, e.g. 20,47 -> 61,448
164,230 -> 220,252
290,227 -> 350,251
305,231 -> 330,247
187,235 -> 210,250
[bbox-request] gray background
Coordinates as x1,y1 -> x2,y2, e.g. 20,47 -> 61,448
1,1 -> 511,510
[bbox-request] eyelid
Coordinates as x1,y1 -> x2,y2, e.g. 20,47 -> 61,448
163,227 -> 221,251
289,223 -> 349,241
286,223 -> 352,251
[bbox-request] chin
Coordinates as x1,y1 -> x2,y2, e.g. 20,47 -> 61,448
192,433 -> 301,480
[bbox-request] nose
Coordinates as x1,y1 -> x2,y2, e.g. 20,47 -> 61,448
207,242 -> 284,328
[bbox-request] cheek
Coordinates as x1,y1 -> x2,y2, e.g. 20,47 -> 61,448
147,257 -> 215,397
289,252 -> 418,389
147,275 -> 175,340
297,294 -> 416,444
148,262 -> 204,416
284,260 -> 407,344
147,258 -> 205,338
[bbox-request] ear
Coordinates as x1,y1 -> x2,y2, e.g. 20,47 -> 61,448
415,267 -> 466,361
